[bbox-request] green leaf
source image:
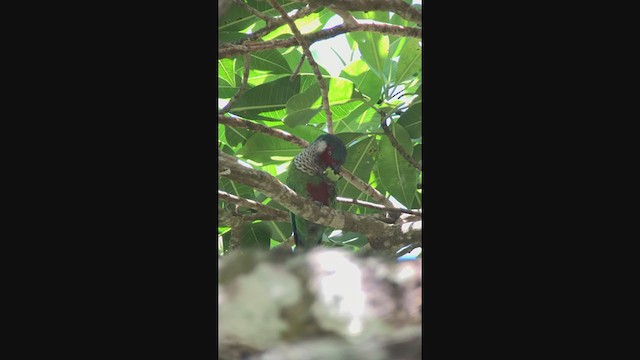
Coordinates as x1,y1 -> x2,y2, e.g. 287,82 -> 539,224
284,77 -> 363,127
336,136 -> 379,211
245,72 -> 289,87
395,38 -> 422,85
340,59 -> 383,103
349,31 -> 389,79
262,11 -> 326,40
377,123 -> 418,207
239,222 -> 271,250
412,144 -> 422,163
334,103 -> 380,133
397,104 -> 422,139
236,126 -> 326,164
283,107 -> 323,127
250,49 -> 291,74
218,78 -> 238,99
264,221 -> 292,242
224,125 -> 250,147
219,177 -> 255,202
229,76 -> 300,119
335,132 -> 368,147
218,58 -> 236,87
218,124 -> 227,145
219,0 -> 303,32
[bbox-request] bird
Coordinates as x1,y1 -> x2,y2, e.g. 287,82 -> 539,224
285,134 -> 347,251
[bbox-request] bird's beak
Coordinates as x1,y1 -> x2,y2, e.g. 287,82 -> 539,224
331,164 -> 341,175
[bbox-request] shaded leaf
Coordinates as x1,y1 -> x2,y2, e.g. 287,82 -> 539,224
377,123 -> 418,207
229,76 -> 300,119
239,222 -> 271,250
397,104 -> 422,139
250,49 -> 291,74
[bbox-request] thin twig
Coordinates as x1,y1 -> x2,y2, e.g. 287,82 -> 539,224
218,114 -> 395,209
219,190 -> 289,219
240,5 -> 319,43
218,115 -> 309,148
336,197 -> 422,216
363,100 -> 422,171
219,23 -> 422,58
303,0 -> 422,26
290,54 -> 305,80
219,52 -> 252,115
232,0 -> 273,24
266,0 -> 333,134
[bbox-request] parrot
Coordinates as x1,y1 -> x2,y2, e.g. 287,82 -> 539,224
285,134 -> 347,251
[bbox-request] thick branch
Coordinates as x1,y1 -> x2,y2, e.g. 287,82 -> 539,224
219,23 -> 422,58
219,151 -> 421,249
218,115 -> 309,148
336,196 -> 422,216
218,190 -> 290,222
306,0 -> 422,26
266,0 -> 333,133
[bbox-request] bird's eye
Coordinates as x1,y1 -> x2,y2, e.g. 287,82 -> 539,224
328,150 -> 332,156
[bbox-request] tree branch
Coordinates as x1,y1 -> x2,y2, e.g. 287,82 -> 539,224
218,115 -> 309,148
266,0 -> 333,134
305,0 -> 422,26
233,5 -> 319,44
336,196 -> 422,216
218,150 -> 421,250
218,190 -> 290,222
218,114 -> 396,209
219,23 -> 422,58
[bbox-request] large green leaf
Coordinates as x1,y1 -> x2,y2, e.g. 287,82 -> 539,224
239,222 -> 271,250
284,77 -> 364,127
262,9 -> 331,40
250,49 -> 291,74
335,136 -> 379,211
340,59 -> 383,103
218,78 -> 238,99
264,221 -> 292,242
334,103 -> 379,133
245,72 -> 289,87
395,38 -> 422,85
397,104 -> 422,139
377,123 -> 418,207
229,76 -> 300,119
219,0 -> 303,33
349,31 -> 389,79
236,125 -> 326,164
219,177 -> 255,204
224,125 -> 250,147
218,58 -> 236,87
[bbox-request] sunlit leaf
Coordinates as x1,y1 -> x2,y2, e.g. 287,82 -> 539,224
395,38 -> 422,85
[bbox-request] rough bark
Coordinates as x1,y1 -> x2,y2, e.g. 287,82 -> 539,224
218,248 -> 422,360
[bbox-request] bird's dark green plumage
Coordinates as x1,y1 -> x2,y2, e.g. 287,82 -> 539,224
285,134 -> 347,251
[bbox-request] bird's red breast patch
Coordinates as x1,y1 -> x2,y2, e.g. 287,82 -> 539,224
306,181 -> 331,206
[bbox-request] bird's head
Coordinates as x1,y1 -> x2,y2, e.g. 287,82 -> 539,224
311,134 -> 347,175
